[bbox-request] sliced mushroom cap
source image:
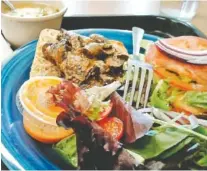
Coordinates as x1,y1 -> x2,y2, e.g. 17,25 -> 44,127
83,42 -> 116,59
117,54 -> 129,61
82,42 -> 105,59
42,39 -> 71,65
69,34 -> 86,50
90,34 -> 107,43
105,54 -> 129,68
109,40 -> 128,55
103,43 -> 115,55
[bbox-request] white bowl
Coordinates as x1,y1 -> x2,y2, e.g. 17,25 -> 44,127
1,1 -> 67,48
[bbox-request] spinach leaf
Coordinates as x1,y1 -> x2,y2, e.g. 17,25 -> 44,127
159,137 -> 193,159
177,137 -> 207,169
126,127 -> 189,159
194,126 -> 207,136
197,155 -> 207,167
53,134 -> 77,168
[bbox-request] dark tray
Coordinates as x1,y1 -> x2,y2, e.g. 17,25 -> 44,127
62,15 -> 206,38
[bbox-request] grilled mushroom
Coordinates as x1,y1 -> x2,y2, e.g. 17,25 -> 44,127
90,34 -> 107,43
42,39 -> 71,65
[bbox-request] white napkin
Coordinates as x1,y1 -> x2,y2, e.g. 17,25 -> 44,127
0,35 -> 13,63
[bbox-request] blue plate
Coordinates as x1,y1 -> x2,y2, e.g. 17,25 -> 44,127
1,29 -> 158,170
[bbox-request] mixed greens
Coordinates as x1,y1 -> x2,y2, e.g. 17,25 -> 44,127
50,37 -> 207,170
49,80 -> 207,170
53,122 -> 207,169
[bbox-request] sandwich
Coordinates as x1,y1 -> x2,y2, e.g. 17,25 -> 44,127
145,36 -> 207,117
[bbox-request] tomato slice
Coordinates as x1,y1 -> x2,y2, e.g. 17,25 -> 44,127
154,68 -> 207,91
97,102 -> 113,121
97,117 -> 123,140
145,43 -> 207,87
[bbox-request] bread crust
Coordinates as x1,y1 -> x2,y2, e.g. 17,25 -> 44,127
30,29 -> 62,78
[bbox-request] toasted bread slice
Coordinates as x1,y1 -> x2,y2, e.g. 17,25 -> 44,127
30,29 -> 62,78
30,29 -> 129,84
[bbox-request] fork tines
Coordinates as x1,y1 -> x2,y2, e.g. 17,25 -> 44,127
123,59 -> 153,109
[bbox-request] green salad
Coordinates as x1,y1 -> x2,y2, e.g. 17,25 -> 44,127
53,124 -> 207,169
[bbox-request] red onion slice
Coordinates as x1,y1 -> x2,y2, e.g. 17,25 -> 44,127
159,39 -> 207,55
155,40 -> 207,65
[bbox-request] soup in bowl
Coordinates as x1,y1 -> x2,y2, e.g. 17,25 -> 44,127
1,1 -> 67,47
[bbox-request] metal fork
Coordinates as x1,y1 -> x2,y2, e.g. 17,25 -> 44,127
123,27 -> 153,109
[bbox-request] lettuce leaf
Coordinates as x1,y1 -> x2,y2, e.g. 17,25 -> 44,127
86,100 -> 110,121
159,137 -> 194,159
126,127 -> 190,160
197,155 -> 207,167
184,91 -> 207,110
84,81 -> 120,120
171,126 -> 207,168
150,80 -> 171,110
53,134 -> 77,168
194,126 -> 207,136
179,138 -> 207,168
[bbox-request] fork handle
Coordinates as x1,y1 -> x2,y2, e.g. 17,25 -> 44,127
132,27 -> 144,57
